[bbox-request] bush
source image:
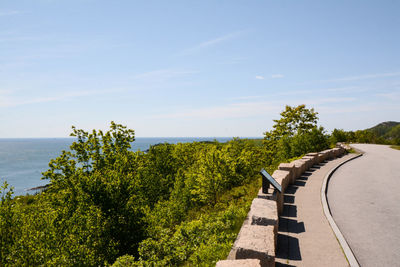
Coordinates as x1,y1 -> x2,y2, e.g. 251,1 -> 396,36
1,105 -> 333,265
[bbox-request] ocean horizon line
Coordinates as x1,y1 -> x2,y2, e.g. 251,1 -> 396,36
0,136 -> 264,139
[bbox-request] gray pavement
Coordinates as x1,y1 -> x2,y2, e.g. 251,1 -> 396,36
276,155 -> 353,267
328,144 -> 400,267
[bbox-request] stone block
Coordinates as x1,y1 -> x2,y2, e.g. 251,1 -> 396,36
332,147 -> 340,157
278,162 -> 294,171
342,144 -> 351,150
291,166 -> 300,183
248,198 -> 278,238
300,156 -> 314,170
317,152 -> 326,163
272,169 -> 290,192
339,146 -> 346,155
323,149 -> 334,160
216,259 -> 261,267
318,152 -> 326,162
257,186 -> 282,216
291,159 -> 306,179
305,152 -> 319,157
257,187 -> 276,200
269,174 -> 286,215
276,191 -> 284,215
336,142 -> 349,151
232,225 -> 275,267
309,155 -> 319,165
278,162 -> 296,184
333,147 -> 346,157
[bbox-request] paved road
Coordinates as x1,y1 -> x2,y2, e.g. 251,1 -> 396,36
328,144 -> 400,266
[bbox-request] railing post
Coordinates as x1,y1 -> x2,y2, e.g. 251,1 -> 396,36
262,171 -> 270,194
260,168 -> 282,194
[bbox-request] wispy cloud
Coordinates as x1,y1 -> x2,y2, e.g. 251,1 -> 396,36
230,86 -> 360,101
278,86 -> 364,96
0,89 -> 12,95
255,74 -> 284,80
153,101 -> 281,120
0,36 -> 40,43
271,74 -> 284,79
322,86 -> 360,92
278,97 -> 356,107
154,96 -> 356,121
0,10 -> 25,17
0,89 -> 120,108
218,57 -> 248,65
317,104 -> 388,114
376,91 -> 400,100
308,97 -> 356,104
179,31 -> 244,55
0,31 -> 41,43
320,71 -> 400,83
230,95 -> 265,101
132,69 -> 198,80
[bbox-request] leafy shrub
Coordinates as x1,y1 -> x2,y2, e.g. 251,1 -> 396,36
1,105 -> 333,266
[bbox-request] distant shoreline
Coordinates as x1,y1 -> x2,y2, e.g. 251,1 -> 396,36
1,137 -> 263,196
0,136 -> 263,140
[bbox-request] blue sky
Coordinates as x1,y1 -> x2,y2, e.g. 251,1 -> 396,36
1,0 -> 399,137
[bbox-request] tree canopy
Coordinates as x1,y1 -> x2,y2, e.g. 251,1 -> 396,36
268,104 -> 318,138
264,105 -> 327,161
0,106 -> 337,266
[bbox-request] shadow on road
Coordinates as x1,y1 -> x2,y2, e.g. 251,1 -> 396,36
276,262 -> 297,267
276,158 -> 347,265
275,162 -> 331,263
279,218 -> 305,234
276,233 -> 302,261
276,185 -> 304,262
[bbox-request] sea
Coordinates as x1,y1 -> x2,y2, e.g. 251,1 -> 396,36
0,137 -> 233,196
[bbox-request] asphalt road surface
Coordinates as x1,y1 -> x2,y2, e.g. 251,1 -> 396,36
328,144 -> 400,266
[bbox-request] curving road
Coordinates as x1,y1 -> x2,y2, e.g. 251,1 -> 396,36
328,144 -> 400,266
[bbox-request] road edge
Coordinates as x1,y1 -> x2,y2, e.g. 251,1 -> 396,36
321,152 -> 363,267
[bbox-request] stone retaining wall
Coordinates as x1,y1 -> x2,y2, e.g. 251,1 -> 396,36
216,144 -> 348,267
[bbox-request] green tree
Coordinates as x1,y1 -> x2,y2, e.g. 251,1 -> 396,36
39,122 -> 145,264
42,121 -> 135,184
0,113 -> 333,266
330,128 -> 348,144
264,104 -> 326,160
0,182 -> 15,263
268,104 -> 318,138
354,130 -> 378,143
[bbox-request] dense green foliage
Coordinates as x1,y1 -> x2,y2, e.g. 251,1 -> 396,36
264,105 -> 329,161
0,105 -> 333,266
0,124 -> 271,266
367,121 -> 400,137
384,124 -> 400,141
329,121 -> 400,146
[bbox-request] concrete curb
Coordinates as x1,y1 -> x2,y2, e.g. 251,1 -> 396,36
321,151 -> 363,267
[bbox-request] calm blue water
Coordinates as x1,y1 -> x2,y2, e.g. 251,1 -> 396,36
0,137 -> 233,196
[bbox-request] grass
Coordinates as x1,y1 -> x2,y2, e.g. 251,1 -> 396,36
390,145 -> 400,150
347,148 -> 357,154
